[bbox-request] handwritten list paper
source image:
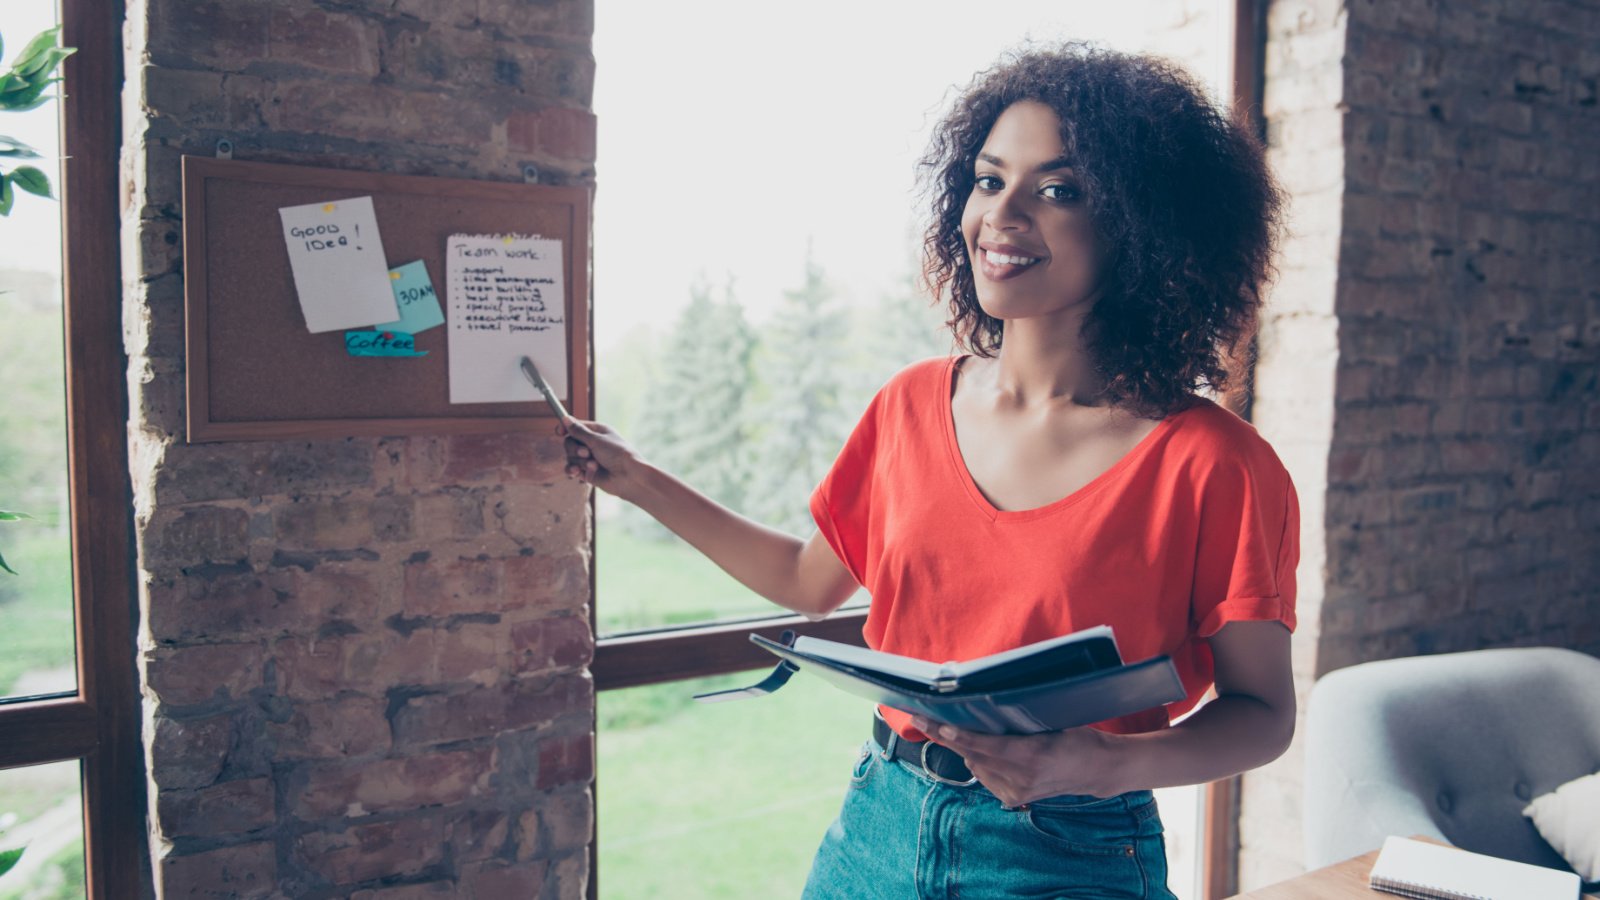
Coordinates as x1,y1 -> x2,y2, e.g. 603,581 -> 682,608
446,234 -> 568,404
277,196 -> 399,333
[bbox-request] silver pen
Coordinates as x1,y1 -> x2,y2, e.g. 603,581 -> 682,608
519,355 -> 571,422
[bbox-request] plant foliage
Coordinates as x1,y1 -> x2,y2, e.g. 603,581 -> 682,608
0,25 -> 74,216
0,844 -> 23,878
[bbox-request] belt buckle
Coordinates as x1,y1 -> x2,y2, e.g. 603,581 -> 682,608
920,741 -> 978,787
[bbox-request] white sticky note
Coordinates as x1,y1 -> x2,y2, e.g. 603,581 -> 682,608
278,196 -> 399,333
446,234 -> 568,404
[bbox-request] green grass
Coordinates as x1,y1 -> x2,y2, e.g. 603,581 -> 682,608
0,530 -> 76,698
0,761 -> 77,831
594,524 -> 864,897
0,835 -> 84,900
594,501 -> 877,897
597,672 -> 870,899
595,518 -> 790,635
0,759 -> 82,900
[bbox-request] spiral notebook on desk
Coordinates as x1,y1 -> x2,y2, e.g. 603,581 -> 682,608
1368,835 -> 1581,900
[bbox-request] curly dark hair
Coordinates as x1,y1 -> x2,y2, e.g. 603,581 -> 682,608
920,43 -> 1283,417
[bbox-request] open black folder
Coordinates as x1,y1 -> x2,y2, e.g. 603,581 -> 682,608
695,626 -> 1186,735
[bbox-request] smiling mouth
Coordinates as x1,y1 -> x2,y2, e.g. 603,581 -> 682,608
978,247 -> 1044,281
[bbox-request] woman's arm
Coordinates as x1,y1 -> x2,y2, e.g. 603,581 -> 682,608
912,620 -> 1295,806
561,419 -> 859,619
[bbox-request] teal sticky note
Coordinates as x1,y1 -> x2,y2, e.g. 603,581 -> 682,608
372,260 -> 444,334
345,330 -> 428,357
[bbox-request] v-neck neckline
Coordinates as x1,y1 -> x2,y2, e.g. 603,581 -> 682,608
939,355 -> 1185,523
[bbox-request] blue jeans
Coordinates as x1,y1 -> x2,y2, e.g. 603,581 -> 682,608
802,737 -> 1177,899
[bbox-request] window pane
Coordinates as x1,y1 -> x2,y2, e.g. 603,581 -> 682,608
598,673 -> 865,898
0,3 -> 76,701
594,2 -> 1229,895
592,1 -> 1229,637
0,759 -> 85,899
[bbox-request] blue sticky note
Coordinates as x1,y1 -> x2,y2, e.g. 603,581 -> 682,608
345,330 -> 428,357
372,260 -> 444,334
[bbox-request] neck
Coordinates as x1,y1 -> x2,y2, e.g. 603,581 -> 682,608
988,311 -> 1107,408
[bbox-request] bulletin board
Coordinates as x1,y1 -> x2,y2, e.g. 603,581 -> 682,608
181,156 -> 591,443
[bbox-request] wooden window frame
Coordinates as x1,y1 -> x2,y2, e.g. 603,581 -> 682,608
589,3 -> 1268,896
0,0 -> 145,895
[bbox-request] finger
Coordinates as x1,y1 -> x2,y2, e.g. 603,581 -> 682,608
930,723 -> 1002,758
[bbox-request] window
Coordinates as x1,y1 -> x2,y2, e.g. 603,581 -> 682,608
590,3 -> 1259,897
0,2 -> 143,895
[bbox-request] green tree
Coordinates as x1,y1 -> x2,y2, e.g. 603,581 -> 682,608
844,266 -> 953,415
624,276 -> 757,539
744,254 -> 852,536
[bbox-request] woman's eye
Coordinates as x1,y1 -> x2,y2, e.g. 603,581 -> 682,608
1041,183 -> 1083,203
974,174 -> 1003,191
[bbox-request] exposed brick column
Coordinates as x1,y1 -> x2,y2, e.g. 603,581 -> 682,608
1321,0 -> 1600,668
122,1 -> 598,896
1240,0 -> 1600,889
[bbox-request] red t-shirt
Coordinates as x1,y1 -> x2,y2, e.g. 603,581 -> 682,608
809,356 -> 1299,740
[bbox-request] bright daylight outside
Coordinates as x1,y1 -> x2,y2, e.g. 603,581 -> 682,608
593,2 -> 1231,897
0,1 -> 86,897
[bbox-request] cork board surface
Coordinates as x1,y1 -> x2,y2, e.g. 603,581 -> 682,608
182,156 -> 591,442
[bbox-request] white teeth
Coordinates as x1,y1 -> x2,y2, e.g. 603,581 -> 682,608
986,250 -> 1039,266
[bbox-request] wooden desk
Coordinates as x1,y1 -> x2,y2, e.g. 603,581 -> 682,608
1229,837 -> 1599,899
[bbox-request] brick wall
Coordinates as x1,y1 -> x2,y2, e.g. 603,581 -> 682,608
122,1 -> 597,896
1243,0 -> 1600,888
1323,0 -> 1600,668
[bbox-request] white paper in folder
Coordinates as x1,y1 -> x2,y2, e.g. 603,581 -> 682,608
446,234 -> 568,405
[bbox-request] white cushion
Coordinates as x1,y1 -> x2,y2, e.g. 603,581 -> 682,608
1523,770 -> 1600,883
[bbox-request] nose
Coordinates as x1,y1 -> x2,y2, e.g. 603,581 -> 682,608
983,186 -> 1029,233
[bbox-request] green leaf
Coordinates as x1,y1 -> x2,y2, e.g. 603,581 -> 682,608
0,549 -> 16,576
0,845 -> 24,875
0,510 -> 34,521
0,77 -> 51,110
0,93 -> 58,113
9,26 -> 63,76
10,165 -> 51,198
0,135 -> 41,158
0,175 -> 14,216
0,72 -> 15,94
20,47 -> 75,80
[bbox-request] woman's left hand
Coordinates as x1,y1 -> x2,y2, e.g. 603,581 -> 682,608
909,716 -> 1128,808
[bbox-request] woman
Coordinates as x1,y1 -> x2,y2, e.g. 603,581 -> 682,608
563,44 -> 1296,899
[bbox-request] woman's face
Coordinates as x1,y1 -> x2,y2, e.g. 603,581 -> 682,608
961,100 -> 1102,324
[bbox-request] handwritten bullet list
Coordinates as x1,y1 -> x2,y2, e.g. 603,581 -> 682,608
455,265 -> 561,333
447,234 -> 569,404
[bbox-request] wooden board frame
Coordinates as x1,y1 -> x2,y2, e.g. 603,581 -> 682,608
182,157 -> 592,442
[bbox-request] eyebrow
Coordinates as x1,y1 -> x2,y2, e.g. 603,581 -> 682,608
977,152 -> 1076,173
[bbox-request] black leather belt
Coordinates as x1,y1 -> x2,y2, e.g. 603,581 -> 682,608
873,714 -> 977,786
